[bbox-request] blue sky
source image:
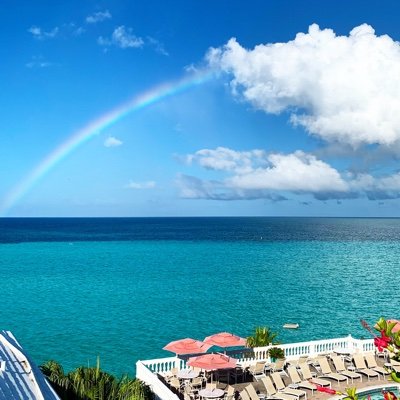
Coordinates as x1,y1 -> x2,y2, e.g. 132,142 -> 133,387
3,0 -> 400,217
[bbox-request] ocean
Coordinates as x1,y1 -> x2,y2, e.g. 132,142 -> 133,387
0,217 -> 399,377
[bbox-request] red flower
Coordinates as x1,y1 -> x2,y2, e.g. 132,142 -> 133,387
383,391 -> 398,400
374,330 -> 391,351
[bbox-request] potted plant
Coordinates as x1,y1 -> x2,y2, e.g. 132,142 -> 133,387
268,346 -> 285,362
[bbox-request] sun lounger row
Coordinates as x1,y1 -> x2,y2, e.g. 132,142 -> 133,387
241,374 -> 307,400
242,353 -> 391,400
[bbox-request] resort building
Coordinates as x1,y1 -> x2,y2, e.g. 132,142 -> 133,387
136,335 -> 398,400
0,330 -> 60,399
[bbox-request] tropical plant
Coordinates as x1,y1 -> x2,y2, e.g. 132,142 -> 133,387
40,358 -> 152,400
268,346 -> 285,360
246,326 -> 279,348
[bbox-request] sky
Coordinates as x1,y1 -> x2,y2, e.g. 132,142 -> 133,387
3,0 -> 400,217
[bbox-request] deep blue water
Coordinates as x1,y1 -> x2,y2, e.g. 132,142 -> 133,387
0,217 -> 399,377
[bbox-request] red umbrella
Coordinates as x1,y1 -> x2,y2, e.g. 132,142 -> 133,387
163,338 -> 212,355
204,332 -> 246,348
187,353 -> 237,371
387,319 -> 400,332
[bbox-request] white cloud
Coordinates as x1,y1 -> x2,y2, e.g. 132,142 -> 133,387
104,137 -> 122,147
86,10 -> 112,24
26,56 -> 53,68
98,26 -> 144,49
28,26 -> 59,39
227,151 -> 348,193
180,146 -> 400,201
125,181 -> 156,189
208,23 -> 400,148
186,147 -> 267,174
147,36 -> 169,56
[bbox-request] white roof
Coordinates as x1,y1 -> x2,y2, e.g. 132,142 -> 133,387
0,330 -> 60,399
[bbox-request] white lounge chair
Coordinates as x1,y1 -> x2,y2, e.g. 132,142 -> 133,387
272,359 -> 287,375
248,362 -> 267,381
316,357 -> 348,384
241,390 -> 251,400
352,354 -> 380,381
271,372 -> 307,400
298,363 -> 331,388
364,354 -> 390,376
246,384 -> 266,400
287,366 -> 316,394
331,356 -> 362,383
225,385 -> 235,400
261,376 -> 298,400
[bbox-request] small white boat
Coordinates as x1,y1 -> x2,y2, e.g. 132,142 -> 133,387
283,323 -> 299,329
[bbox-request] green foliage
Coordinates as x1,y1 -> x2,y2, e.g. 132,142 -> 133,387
342,387 -> 358,400
40,358 -> 152,400
268,346 -> 285,360
246,326 -> 279,348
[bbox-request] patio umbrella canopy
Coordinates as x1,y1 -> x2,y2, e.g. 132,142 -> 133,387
204,332 -> 246,348
187,353 -> 238,371
163,338 -> 212,355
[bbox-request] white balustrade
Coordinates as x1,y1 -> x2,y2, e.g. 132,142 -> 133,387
136,360 -> 180,400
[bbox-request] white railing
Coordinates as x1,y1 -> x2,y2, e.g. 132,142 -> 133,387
137,335 -> 376,400
136,360 -> 180,400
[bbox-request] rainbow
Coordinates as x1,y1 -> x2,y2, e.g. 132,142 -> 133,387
0,72 -> 212,216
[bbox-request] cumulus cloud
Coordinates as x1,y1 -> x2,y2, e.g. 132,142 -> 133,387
177,174 -> 287,201
28,26 -> 59,39
86,10 -> 112,24
207,23 -> 400,148
104,136 -> 122,147
98,26 -> 144,49
180,147 -> 349,200
125,181 -> 156,189
179,147 -> 400,201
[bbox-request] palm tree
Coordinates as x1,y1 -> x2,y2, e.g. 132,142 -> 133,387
246,326 -> 279,348
41,358 -> 152,400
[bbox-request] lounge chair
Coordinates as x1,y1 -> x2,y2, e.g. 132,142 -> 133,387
271,372 -> 307,400
225,385 -> 235,400
248,362 -> 267,381
298,363 -> 331,388
272,359 -> 287,376
246,384 -> 266,400
390,359 -> 400,373
295,356 -> 309,368
330,355 -> 362,383
287,366 -> 316,393
316,357 -> 348,384
261,376 -> 298,400
240,390 -> 251,400
364,354 -> 390,376
352,354 -> 380,381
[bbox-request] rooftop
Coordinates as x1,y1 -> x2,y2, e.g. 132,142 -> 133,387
0,330 -> 59,400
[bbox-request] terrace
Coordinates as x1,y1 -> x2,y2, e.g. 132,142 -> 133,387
136,335 -> 397,400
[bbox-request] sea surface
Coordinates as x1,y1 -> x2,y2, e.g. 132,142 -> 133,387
0,217 -> 399,377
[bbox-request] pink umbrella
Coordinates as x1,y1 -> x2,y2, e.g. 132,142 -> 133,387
387,320 -> 400,333
187,353 -> 237,371
163,338 -> 212,355
204,332 -> 246,348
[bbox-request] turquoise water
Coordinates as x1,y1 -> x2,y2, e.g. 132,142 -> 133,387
355,387 -> 400,400
0,231 -> 399,377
